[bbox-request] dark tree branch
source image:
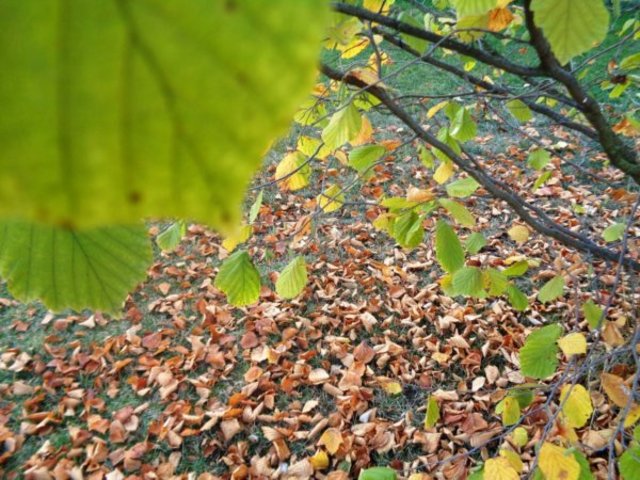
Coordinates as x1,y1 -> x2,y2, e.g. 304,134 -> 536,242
523,0 -> 640,185
375,29 -> 598,141
320,63 -> 640,271
332,2 -> 545,78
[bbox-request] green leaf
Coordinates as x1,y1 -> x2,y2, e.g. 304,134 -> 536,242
498,396 -> 521,426
439,198 -> 476,227
248,190 -> 263,225
419,145 -> 435,168
465,232 -> 486,254
424,396 -> 440,428
446,177 -> 480,198
533,171 -> 553,190
537,275 -> 565,303
531,0 -> 610,65
506,99 -> 533,123
358,467 -> 397,480
276,256 -> 307,299
349,145 -> 386,179
452,266 -> 485,297
527,149 -> 551,171
449,107 -> 477,142
0,221 -> 152,313
399,12 -> 428,52
451,0 -> 496,16
0,0 -> 329,230
582,299 -> 603,330
392,212 -> 424,249
620,52 -> 640,71
508,388 -> 535,409
435,220 -> 465,273
507,285 -> 529,311
214,251 -> 261,307
602,223 -> 625,242
572,450 -> 595,480
503,260 -> 529,277
322,103 -> 362,150
620,445 -> 640,480
519,324 -> 562,379
156,221 -> 186,252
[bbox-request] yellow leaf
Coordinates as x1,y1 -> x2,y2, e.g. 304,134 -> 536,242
338,36 -> 370,59
427,100 -> 449,119
275,152 -> 309,191
433,161 -> 455,184
488,7 -> 514,31
363,0 -> 395,14
484,457 -> 519,480
539,443 -> 580,480
317,185 -> 344,213
318,428 -> 343,454
309,450 -> 329,470
560,384 -> 593,428
624,404 -> 640,428
351,115 -> 374,146
601,373 -> 631,407
382,381 -> 403,395
499,449 -> 523,473
508,225 -> 530,243
511,427 -> 528,447
406,187 -> 434,203
424,396 -> 440,428
558,333 -> 587,356
297,136 -> 330,160
222,224 -> 253,252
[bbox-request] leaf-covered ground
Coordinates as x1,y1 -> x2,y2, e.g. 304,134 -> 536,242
0,118 -> 639,479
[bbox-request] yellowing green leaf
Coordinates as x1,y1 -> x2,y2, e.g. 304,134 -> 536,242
511,427 -> 528,447
452,266 -> 485,297
560,384 -> 593,428
499,449 -> 523,474
484,457 -> 519,480
508,225 -> 530,243
439,198 -> 476,227
538,275 -> 565,303
0,221 -> 152,314
602,223 -> 625,242
500,396 -> 521,426
0,0 -> 328,230
248,190 -> 263,225
506,99 -> 533,123
317,185 -> 345,213
275,152 -> 310,191
452,0 -> 497,17
558,332 -> 587,356
322,103 -> 362,150
214,251 -> 261,307
424,396 -> 440,428
156,221 -> 186,252
531,0 -> 610,65
276,256 -> 307,300
538,442 -> 580,480
520,324 -> 562,379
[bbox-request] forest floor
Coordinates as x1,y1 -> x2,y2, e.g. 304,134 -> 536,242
1,52 -> 640,480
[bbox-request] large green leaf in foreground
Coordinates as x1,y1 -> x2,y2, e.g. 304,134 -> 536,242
0,0 -> 329,230
0,222 -> 152,313
531,0 -> 609,65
